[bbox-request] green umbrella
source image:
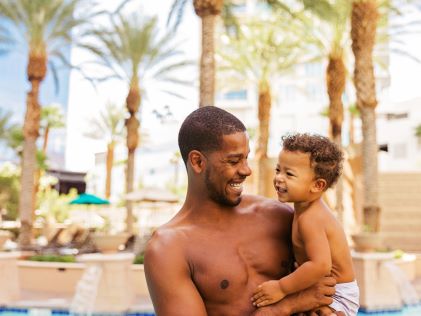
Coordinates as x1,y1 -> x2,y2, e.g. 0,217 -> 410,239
69,193 -> 110,205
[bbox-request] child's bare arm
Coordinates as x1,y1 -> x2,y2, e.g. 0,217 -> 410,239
278,213 -> 332,294
252,213 -> 332,307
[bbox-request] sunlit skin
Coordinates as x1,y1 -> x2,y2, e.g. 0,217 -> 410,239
145,133 -> 342,316
251,150 -> 355,312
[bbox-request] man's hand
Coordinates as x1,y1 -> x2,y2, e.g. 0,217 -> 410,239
308,306 -> 346,316
251,276 -> 337,316
252,280 -> 286,307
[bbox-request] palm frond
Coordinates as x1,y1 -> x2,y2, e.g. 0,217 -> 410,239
167,0 -> 189,31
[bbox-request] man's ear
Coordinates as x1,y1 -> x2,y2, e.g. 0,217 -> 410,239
311,178 -> 327,193
188,150 -> 206,174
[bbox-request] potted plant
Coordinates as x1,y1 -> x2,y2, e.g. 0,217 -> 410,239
91,217 -> 129,253
351,225 -> 383,253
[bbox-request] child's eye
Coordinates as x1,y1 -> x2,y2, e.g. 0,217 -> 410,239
286,172 -> 294,177
275,168 -> 280,173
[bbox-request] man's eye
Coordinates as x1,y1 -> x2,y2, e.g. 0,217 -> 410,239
228,160 -> 239,164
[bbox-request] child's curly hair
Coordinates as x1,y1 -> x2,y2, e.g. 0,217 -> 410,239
281,133 -> 344,189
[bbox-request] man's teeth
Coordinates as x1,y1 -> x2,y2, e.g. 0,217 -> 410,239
230,183 -> 242,188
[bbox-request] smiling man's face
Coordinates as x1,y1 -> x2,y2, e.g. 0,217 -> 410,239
204,132 -> 252,207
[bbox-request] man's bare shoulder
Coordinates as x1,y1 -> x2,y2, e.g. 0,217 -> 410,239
145,223 -> 187,257
241,194 -> 294,218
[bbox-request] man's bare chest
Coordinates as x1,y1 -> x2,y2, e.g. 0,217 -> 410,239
185,230 -> 290,304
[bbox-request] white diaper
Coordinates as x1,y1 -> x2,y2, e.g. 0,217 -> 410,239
329,280 -> 360,316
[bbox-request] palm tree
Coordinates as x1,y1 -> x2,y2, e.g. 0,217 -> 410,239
85,102 -> 125,200
0,109 -> 14,141
0,0 -> 96,247
32,104 -> 66,213
217,14 -> 306,195
82,13 -> 190,233
40,105 -> 65,155
351,0 -> 380,232
169,0 -> 224,107
296,0 -> 352,222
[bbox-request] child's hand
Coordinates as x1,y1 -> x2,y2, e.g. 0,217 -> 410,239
251,280 -> 286,307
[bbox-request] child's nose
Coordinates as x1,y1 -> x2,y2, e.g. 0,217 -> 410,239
275,173 -> 285,183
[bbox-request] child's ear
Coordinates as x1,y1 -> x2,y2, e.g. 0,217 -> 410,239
188,150 -> 206,174
311,178 -> 327,193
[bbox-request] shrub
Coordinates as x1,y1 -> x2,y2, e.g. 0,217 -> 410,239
28,255 -> 76,263
133,253 -> 144,264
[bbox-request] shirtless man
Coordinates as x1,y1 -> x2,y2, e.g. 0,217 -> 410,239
144,106 -> 338,316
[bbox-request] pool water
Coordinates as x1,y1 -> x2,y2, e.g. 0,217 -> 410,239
357,305 -> 421,315
0,309 -> 154,316
1,306 -> 421,316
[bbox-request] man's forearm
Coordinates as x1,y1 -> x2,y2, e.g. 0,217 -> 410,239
252,279 -> 335,316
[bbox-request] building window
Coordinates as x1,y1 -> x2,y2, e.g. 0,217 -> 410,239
219,89 -> 248,100
392,143 -> 407,159
306,84 -> 322,100
304,63 -> 322,76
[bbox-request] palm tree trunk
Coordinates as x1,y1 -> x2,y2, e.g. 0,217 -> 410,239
125,80 -> 140,234
351,0 -> 380,232
193,0 -> 223,107
349,112 -> 355,146
255,80 -> 272,196
105,142 -> 115,199
32,125 -> 49,222
20,88 -> 40,247
19,50 -> 46,248
326,54 -> 346,223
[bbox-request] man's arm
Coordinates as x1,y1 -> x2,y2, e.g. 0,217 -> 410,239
252,276 -> 336,316
144,230 -> 207,316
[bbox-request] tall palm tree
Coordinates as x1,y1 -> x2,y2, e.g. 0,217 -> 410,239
82,13 -> 190,233
217,14 -> 306,195
0,0 -> 96,247
169,0 -> 224,107
297,0 -> 352,222
351,0 -> 380,232
85,102 -> 125,200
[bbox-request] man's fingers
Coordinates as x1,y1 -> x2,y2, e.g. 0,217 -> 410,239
316,306 -> 338,316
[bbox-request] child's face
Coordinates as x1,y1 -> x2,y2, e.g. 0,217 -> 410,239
273,150 -> 317,203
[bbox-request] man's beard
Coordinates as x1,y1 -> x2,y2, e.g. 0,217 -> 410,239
205,168 -> 241,207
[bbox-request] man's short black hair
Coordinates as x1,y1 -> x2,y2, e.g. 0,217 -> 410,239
178,106 -> 246,165
282,133 -> 344,189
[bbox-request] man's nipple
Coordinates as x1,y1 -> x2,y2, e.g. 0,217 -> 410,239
220,279 -> 229,289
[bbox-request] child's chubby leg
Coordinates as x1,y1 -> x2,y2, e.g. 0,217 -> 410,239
251,280 -> 287,307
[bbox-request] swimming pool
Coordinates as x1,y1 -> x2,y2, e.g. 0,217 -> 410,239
1,306 -> 421,316
357,305 -> 421,315
0,308 -> 155,316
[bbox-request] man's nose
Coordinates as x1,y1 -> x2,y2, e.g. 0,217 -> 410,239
239,160 -> 252,177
